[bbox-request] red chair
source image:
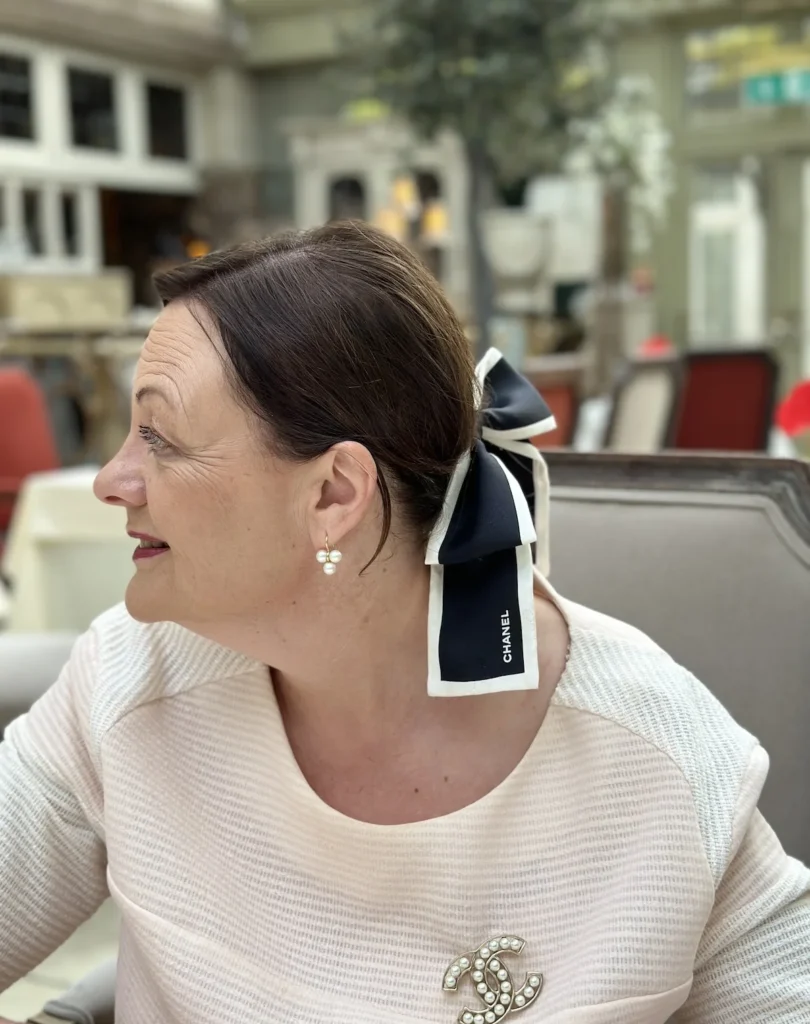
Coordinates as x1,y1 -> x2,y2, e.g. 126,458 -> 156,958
523,357 -> 584,449
532,384 -> 579,448
0,368 -> 60,535
671,349 -> 779,452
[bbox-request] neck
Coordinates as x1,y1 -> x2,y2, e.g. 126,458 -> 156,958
219,538 -> 433,735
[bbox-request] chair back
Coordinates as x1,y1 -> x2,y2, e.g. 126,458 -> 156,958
523,354 -> 584,449
605,358 -> 683,453
0,368 -> 60,531
2,467 -> 132,632
673,348 -> 778,451
532,384 -> 579,448
546,451 -> 810,864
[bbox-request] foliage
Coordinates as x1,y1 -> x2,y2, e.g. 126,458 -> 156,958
367,0 -> 611,181
566,76 -> 675,252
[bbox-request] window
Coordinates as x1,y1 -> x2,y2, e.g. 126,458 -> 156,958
69,67 -> 117,150
147,83 -> 188,159
0,54 -> 33,139
61,191 -> 80,256
700,230 -> 736,341
22,188 -> 43,256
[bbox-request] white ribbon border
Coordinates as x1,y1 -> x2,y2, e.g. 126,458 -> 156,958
425,348 -> 557,697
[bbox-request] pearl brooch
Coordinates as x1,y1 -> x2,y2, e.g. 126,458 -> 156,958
443,935 -> 544,1022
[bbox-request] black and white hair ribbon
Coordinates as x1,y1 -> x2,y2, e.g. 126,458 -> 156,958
425,348 -> 557,697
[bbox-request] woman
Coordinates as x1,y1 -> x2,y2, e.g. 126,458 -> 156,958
1,222 -> 808,1024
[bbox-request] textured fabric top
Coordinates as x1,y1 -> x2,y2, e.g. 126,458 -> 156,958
1,588 -> 809,1024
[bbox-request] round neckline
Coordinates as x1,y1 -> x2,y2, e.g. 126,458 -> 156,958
265,573 -> 576,834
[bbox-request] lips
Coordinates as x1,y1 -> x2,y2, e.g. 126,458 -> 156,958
128,531 -> 170,561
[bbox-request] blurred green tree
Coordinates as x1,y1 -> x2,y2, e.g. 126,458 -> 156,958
367,0 -> 610,354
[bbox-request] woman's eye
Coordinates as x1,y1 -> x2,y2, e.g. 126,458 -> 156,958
138,425 -> 171,453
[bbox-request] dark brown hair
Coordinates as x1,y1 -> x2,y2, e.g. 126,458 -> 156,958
154,221 -> 477,562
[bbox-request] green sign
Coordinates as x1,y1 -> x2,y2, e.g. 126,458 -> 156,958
743,69 -> 810,107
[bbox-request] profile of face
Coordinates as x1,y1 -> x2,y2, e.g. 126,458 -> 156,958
94,301 -> 337,634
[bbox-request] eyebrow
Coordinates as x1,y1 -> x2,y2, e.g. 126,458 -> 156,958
135,385 -> 173,406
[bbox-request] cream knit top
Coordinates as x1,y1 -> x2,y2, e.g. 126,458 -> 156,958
1,595 -> 809,1024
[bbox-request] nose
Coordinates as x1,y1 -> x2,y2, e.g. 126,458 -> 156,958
93,436 -> 147,509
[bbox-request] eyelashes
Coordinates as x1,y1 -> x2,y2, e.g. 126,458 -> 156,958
138,425 -> 172,453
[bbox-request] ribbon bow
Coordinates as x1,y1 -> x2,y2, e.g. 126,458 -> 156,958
425,348 -> 556,697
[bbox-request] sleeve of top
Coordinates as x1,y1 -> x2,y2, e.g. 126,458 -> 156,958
673,755 -> 810,1023
0,626 -> 109,991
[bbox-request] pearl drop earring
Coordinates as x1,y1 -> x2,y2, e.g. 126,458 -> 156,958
316,535 -> 342,576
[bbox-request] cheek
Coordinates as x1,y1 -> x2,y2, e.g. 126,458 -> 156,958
235,472 -> 301,554
144,445 -> 308,588
156,460 -> 301,565
145,460 -> 239,546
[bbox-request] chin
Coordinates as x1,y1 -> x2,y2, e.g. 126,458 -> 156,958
124,575 -> 173,624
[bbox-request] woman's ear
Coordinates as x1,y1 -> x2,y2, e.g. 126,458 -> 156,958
307,441 -> 379,549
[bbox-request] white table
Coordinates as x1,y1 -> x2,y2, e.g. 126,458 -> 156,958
2,467 -> 135,632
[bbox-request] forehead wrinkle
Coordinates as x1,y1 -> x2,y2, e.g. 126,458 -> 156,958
137,328 -> 203,419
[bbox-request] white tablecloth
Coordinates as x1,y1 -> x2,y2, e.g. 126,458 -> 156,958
1,467 -> 135,632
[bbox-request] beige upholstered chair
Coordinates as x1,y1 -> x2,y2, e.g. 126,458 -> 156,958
546,451 -> 810,865
604,358 -> 683,453
17,453 -> 810,1023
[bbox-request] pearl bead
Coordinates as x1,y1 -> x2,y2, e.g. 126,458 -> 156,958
510,939 -> 521,950
484,992 -> 496,1004
445,977 -> 456,988
499,937 -> 510,949
463,1015 -> 473,1024
459,958 -> 470,969
323,562 -> 337,576
489,959 -> 500,971
529,976 -> 540,988
515,995 -> 525,1007
476,982 -> 488,994
489,940 -> 500,951
486,1014 -> 496,1023
524,986 -> 534,998
497,969 -> 508,981
451,966 -> 461,976
316,549 -> 329,563
500,982 -> 511,993
474,1016 -> 484,1024
494,1007 -> 505,1017
474,959 -> 485,970
328,549 -> 342,563
499,993 -> 511,1005
472,970 -> 483,982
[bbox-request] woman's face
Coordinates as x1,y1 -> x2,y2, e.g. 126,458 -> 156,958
94,300 -> 311,632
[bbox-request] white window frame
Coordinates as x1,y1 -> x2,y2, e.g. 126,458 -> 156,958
0,47 -> 37,145
0,179 -> 100,273
689,174 -> 765,347
144,77 -> 192,163
64,59 -> 122,156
